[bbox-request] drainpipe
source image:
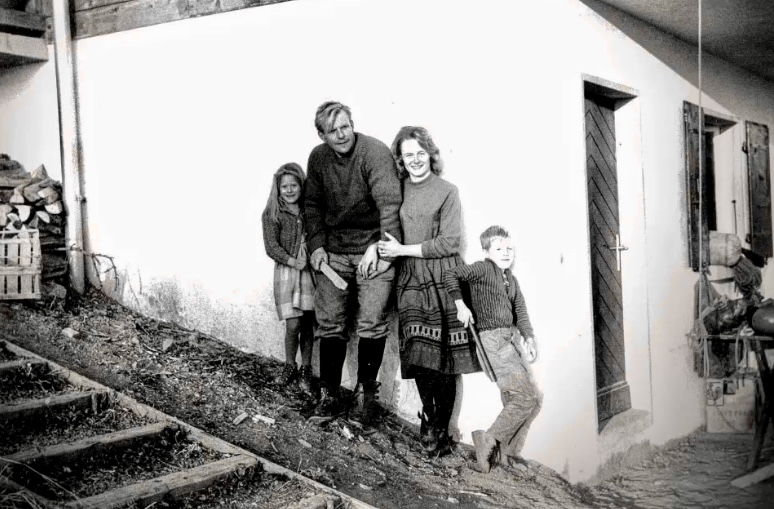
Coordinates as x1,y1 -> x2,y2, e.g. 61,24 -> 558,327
51,0 -> 85,294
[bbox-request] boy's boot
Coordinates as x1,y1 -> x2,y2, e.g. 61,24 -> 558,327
472,430 -> 498,473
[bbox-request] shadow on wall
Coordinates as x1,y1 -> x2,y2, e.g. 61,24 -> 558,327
0,62 -> 46,102
579,0 -> 774,117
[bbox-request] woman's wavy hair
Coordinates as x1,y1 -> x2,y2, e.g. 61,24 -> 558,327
264,162 -> 305,223
390,126 -> 444,180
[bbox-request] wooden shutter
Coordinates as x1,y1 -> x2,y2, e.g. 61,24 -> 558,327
684,101 -> 709,271
746,121 -> 772,259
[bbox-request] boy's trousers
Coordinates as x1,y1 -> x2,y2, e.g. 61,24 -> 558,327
479,327 -> 543,459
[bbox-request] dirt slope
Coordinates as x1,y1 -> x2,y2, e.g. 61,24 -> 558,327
2,289 -> 773,509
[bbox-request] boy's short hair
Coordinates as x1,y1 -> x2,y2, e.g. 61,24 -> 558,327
480,225 -> 510,250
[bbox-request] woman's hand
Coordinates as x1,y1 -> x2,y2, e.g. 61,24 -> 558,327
377,232 -> 404,259
293,256 -> 307,271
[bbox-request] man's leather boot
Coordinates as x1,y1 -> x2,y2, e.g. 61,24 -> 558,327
350,380 -> 381,426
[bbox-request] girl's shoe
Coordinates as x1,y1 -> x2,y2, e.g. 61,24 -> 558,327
275,363 -> 297,385
298,365 -> 313,394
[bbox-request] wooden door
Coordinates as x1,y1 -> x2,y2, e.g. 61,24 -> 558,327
585,94 -> 631,424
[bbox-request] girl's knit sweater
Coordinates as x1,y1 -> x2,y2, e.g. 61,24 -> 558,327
262,208 -> 304,265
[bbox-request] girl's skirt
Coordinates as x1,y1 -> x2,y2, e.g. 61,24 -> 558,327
397,254 -> 481,377
273,263 -> 315,320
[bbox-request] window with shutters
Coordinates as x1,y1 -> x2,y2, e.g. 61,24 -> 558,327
745,121 -> 772,260
684,101 -> 772,270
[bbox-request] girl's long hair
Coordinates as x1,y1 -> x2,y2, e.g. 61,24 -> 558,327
264,162 -> 305,223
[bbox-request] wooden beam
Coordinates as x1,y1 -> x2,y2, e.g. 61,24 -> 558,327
0,7 -> 48,36
73,0 -> 127,10
0,475 -> 57,509
0,390 -> 107,423
72,0 -> 295,39
0,32 -> 47,66
63,455 -> 258,508
0,358 -> 46,375
189,0 -> 291,17
731,461 -> 774,488
73,0 -> 189,39
2,422 -> 170,465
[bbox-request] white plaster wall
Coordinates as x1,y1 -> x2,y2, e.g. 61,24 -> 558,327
0,52 -> 62,181
73,0 -> 774,481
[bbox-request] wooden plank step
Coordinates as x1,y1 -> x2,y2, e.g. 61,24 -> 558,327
0,358 -> 45,374
1,340 -> 381,509
0,390 -> 107,423
2,422 -> 170,466
65,454 -> 258,508
0,474 -> 58,509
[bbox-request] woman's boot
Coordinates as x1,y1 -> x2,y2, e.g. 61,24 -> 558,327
419,410 -> 439,453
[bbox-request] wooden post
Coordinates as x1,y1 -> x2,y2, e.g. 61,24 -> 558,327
52,0 -> 85,294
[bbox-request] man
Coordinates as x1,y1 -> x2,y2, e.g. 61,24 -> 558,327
305,101 -> 402,423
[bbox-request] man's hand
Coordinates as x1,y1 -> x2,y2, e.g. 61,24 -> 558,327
310,247 -> 328,271
522,336 -> 538,364
377,232 -> 403,259
369,258 -> 393,278
358,243 -> 380,278
455,300 -> 474,328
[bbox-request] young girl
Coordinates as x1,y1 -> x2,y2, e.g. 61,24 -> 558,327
262,163 -> 315,393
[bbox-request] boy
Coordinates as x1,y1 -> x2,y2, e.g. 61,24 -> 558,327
443,225 -> 541,473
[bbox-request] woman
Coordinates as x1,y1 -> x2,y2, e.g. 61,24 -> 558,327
378,126 -> 480,455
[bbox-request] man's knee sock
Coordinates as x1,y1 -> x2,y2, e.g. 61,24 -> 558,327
320,337 -> 348,390
357,337 -> 386,385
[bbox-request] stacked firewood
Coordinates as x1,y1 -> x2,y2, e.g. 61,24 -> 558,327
0,154 -> 68,283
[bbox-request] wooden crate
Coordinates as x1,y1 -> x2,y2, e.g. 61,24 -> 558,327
0,228 -> 41,300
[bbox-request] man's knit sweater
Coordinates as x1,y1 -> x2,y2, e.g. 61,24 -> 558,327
444,259 -> 534,337
305,134 -> 402,255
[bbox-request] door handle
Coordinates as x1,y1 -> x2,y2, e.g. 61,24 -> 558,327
606,234 -> 628,271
